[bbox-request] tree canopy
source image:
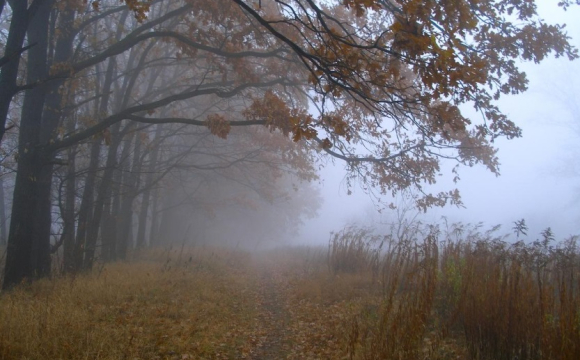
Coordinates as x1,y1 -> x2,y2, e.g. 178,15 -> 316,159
0,0 -> 577,288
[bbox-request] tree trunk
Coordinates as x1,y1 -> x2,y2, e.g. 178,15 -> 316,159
41,4 -> 78,272
74,140 -> 100,271
1,0 -> 83,288
80,141 -> 104,269
0,1 -> 29,143
83,123 -> 122,268
62,145 -> 77,273
117,131 -> 141,259
149,173 -> 161,247
91,124 -> 133,264
108,164 -> 122,261
100,195 -> 115,262
0,176 -> 7,245
3,1 -> 54,289
136,125 -> 163,248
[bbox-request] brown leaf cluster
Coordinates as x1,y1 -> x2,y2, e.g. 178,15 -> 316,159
206,114 -> 231,139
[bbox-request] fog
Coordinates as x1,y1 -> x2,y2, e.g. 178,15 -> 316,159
3,0 -> 580,356
299,3 -> 580,244
1,0 -> 579,279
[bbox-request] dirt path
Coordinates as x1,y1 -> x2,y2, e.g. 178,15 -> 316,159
249,264 -> 291,360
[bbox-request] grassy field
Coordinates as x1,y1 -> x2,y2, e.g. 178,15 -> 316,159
0,222 -> 579,359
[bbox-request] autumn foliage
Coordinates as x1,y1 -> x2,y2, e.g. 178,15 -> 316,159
17,0 -> 577,205
226,0 -> 577,208
0,0 -> 578,287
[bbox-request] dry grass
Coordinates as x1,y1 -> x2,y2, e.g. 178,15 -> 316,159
453,234 -> 580,360
0,223 -> 579,360
315,222 -> 580,360
0,247 -> 258,360
328,226 -> 383,276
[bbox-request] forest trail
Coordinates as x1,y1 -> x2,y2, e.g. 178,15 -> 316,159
0,249 -> 351,360
249,261 -> 291,359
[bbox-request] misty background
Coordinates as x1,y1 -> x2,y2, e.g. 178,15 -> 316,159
0,0 -> 577,257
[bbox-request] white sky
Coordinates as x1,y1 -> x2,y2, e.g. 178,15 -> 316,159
299,2 -> 580,244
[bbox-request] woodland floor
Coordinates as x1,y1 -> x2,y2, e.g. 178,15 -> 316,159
0,246 -> 469,360
1,240 -> 578,359
0,247 -> 358,360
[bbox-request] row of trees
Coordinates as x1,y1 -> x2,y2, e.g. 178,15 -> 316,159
0,0 -> 577,289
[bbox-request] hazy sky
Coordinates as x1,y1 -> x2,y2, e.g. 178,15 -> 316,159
300,3 -> 580,244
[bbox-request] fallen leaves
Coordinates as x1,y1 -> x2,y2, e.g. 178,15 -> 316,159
0,246 -> 470,359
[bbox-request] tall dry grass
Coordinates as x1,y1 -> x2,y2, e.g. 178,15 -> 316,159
328,226 -> 383,276
328,221 -> 580,360
456,233 -> 580,360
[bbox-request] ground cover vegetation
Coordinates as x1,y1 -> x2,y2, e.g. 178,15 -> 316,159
0,0 -> 578,290
1,219 -> 578,360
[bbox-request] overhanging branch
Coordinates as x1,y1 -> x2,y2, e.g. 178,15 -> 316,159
312,136 -> 425,163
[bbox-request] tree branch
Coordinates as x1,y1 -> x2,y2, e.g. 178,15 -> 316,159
126,115 -> 267,127
312,136 -> 425,163
46,78 -> 290,151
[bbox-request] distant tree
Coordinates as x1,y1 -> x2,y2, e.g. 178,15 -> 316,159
0,0 -> 578,289
152,125 -> 319,247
